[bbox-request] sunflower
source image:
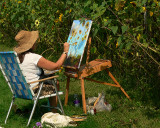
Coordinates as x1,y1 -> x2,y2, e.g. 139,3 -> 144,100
72,29 -> 75,36
59,13 -> 63,22
130,2 -> 136,7
79,30 -> 82,34
85,22 -> 89,29
82,21 -> 85,26
74,42 -> 77,45
32,9 -> 35,14
54,19 -> 59,23
142,7 -> 146,12
69,9 -> 72,13
35,20 -> 40,27
84,34 -> 87,40
150,11 -> 153,17
18,1 -> 22,4
137,34 -> 141,41
73,31 -> 77,37
116,42 -> 118,48
56,10 -> 60,14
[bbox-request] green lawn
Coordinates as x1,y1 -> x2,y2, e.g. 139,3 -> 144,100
0,44 -> 160,128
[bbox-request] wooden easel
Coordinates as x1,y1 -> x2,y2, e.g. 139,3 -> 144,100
64,37 -> 131,114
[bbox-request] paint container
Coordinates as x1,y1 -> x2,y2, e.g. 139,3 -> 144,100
87,108 -> 96,115
73,94 -> 80,107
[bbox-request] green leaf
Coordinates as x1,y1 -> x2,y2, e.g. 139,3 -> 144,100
117,36 -> 122,45
142,0 -> 147,5
93,28 -> 98,37
143,39 -> 148,48
102,1 -> 106,6
36,6 -> 40,10
84,0 -> 91,7
65,10 -> 69,14
11,14 -> 16,21
31,14 -> 35,21
109,26 -> 118,35
125,42 -> 132,50
119,43 -> 124,50
143,43 -> 148,48
31,23 -> 34,28
121,25 -> 128,34
0,32 -> 3,39
19,16 -> 24,21
66,1 -> 72,5
15,24 -> 19,29
92,3 -> 98,9
47,9 -> 50,15
91,46 -> 97,54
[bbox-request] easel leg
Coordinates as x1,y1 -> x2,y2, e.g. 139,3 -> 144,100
106,69 -> 131,100
65,77 -> 70,105
80,78 -> 87,114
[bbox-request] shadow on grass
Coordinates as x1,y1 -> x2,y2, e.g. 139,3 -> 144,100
143,107 -> 160,119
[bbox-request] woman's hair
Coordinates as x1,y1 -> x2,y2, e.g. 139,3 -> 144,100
18,49 -> 33,63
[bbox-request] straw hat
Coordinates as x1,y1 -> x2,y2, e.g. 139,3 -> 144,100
14,30 -> 39,54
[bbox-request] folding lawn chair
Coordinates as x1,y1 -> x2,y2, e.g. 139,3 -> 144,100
0,51 -> 64,126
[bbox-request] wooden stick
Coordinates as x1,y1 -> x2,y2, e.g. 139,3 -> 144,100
71,118 -> 85,122
28,75 -> 59,84
84,77 -> 120,87
86,37 -> 92,66
81,78 -> 87,114
106,69 -> 131,100
63,65 -> 77,70
93,93 -> 102,108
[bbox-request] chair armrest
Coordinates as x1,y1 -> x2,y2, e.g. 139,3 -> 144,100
28,75 -> 59,84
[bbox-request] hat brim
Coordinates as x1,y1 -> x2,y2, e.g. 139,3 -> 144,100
14,31 -> 39,54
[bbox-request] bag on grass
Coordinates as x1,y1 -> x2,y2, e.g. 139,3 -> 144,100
95,93 -> 112,112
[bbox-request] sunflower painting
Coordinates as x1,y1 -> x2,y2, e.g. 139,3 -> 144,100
64,20 -> 92,68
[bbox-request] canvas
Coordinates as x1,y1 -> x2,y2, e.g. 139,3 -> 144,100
64,20 -> 92,69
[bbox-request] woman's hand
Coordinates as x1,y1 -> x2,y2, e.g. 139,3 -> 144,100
63,42 -> 69,53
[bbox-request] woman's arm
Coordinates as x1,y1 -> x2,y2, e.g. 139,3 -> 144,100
37,42 -> 69,70
37,53 -> 67,70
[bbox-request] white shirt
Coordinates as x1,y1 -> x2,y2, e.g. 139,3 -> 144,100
19,52 -> 42,87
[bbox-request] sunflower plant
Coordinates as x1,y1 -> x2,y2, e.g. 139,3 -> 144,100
0,0 -> 159,84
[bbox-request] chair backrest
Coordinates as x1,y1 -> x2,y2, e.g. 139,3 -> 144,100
0,51 -> 33,100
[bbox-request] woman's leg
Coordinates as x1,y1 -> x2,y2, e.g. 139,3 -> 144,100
49,80 -> 60,113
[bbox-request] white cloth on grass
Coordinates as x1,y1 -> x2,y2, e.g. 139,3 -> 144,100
41,112 -> 75,127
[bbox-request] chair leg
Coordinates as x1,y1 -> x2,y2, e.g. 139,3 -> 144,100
27,99 -> 38,126
27,82 -> 43,126
52,79 -> 65,115
5,96 -> 15,124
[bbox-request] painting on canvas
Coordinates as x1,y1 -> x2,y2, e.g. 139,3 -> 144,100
64,20 -> 92,69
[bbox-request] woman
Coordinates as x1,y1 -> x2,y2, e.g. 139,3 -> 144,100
14,30 -> 69,112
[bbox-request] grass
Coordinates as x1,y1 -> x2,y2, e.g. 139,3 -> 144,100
0,44 -> 160,128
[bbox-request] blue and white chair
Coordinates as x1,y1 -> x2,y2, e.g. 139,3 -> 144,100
0,51 -> 64,126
